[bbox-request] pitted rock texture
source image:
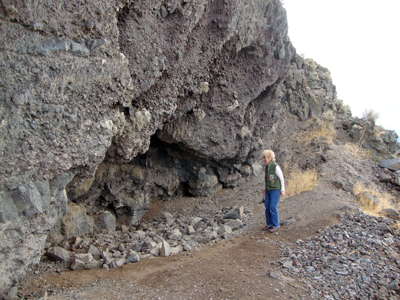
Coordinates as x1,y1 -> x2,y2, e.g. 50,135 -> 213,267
0,0 -> 295,292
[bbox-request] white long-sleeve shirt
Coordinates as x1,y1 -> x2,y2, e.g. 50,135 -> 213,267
275,165 -> 285,192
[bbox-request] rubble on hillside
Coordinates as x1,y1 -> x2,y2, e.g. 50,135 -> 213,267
278,211 -> 400,299
41,206 -> 250,272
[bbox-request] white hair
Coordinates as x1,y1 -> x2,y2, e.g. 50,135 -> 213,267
262,149 -> 276,161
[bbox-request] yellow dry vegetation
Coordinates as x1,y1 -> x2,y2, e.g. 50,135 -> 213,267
342,143 -> 373,159
296,121 -> 336,145
285,168 -> 319,197
353,182 -> 396,216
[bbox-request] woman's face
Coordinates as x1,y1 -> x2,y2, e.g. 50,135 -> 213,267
263,155 -> 271,165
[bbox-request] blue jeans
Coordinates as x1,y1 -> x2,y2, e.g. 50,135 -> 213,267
264,189 -> 281,228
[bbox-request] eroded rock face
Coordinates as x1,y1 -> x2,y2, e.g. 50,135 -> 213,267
0,0 -> 131,293
0,0 -> 295,292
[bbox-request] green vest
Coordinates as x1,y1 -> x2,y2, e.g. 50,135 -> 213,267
265,162 -> 282,191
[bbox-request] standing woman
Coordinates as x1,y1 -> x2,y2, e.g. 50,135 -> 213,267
262,150 -> 285,233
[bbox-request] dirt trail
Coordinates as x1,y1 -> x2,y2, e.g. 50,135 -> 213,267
20,174 -> 352,300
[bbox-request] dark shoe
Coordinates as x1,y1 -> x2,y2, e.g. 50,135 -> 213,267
263,225 -> 273,231
269,227 -> 280,233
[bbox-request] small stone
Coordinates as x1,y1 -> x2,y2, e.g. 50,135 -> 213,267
218,224 -> 232,235
268,271 -> 283,280
160,240 -> 171,257
170,245 -> 183,255
71,253 -> 100,270
109,258 -> 126,268
169,228 -> 182,240
223,206 -> 244,220
187,225 -> 196,235
160,5 -> 168,18
126,250 -> 140,263
88,245 -> 102,259
223,219 -> 243,230
70,41 -> 90,56
162,212 -> 175,226
46,246 -> 72,263
191,217 -> 202,226
199,82 -> 209,94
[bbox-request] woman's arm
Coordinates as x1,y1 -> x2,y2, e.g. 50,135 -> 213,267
276,165 -> 285,193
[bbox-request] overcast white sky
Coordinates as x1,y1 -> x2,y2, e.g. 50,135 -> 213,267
283,0 -> 400,135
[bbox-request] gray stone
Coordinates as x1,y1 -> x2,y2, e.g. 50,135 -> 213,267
70,253 -> 100,270
168,228 -> 182,240
109,258 -> 126,269
170,245 -> 183,256
70,41 -> 90,56
86,39 -> 108,51
379,158 -> 400,171
160,5 -> 168,18
182,240 -> 192,251
62,203 -> 94,238
187,225 -> 196,235
268,271 -> 284,280
223,219 -> 243,230
160,240 -> 171,257
218,225 -> 232,235
95,211 -> 116,232
88,245 -> 102,259
126,250 -> 140,263
101,251 -> 113,265
190,217 -> 202,226
223,206 -> 244,220
162,212 -> 175,226
46,246 -> 72,263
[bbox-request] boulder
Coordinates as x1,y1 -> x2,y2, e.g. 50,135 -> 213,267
62,203 -> 94,238
46,246 -> 72,263
88,245 -> 102,260
95,211 -> 116,232
126,250 -> 141,263
379,158 -> 400,171
70,253 -> 100,270
223,206 -> 244,220
160,240 -> 171,257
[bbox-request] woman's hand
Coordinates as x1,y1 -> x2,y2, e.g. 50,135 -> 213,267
281,191 -> 286,196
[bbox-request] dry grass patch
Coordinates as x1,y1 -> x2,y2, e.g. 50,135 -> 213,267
343,143 -> 373,159
296,121 -> 336,145
353,182 -> 396,216
285,168 -> 319,197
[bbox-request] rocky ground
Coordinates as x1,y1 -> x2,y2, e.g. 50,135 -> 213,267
12,144 -> 399,300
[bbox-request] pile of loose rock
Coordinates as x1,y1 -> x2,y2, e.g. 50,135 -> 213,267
45,206 -> 249,271
278,212 -> 400,299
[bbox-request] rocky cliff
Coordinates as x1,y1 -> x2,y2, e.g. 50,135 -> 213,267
0,0 -> 398,295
